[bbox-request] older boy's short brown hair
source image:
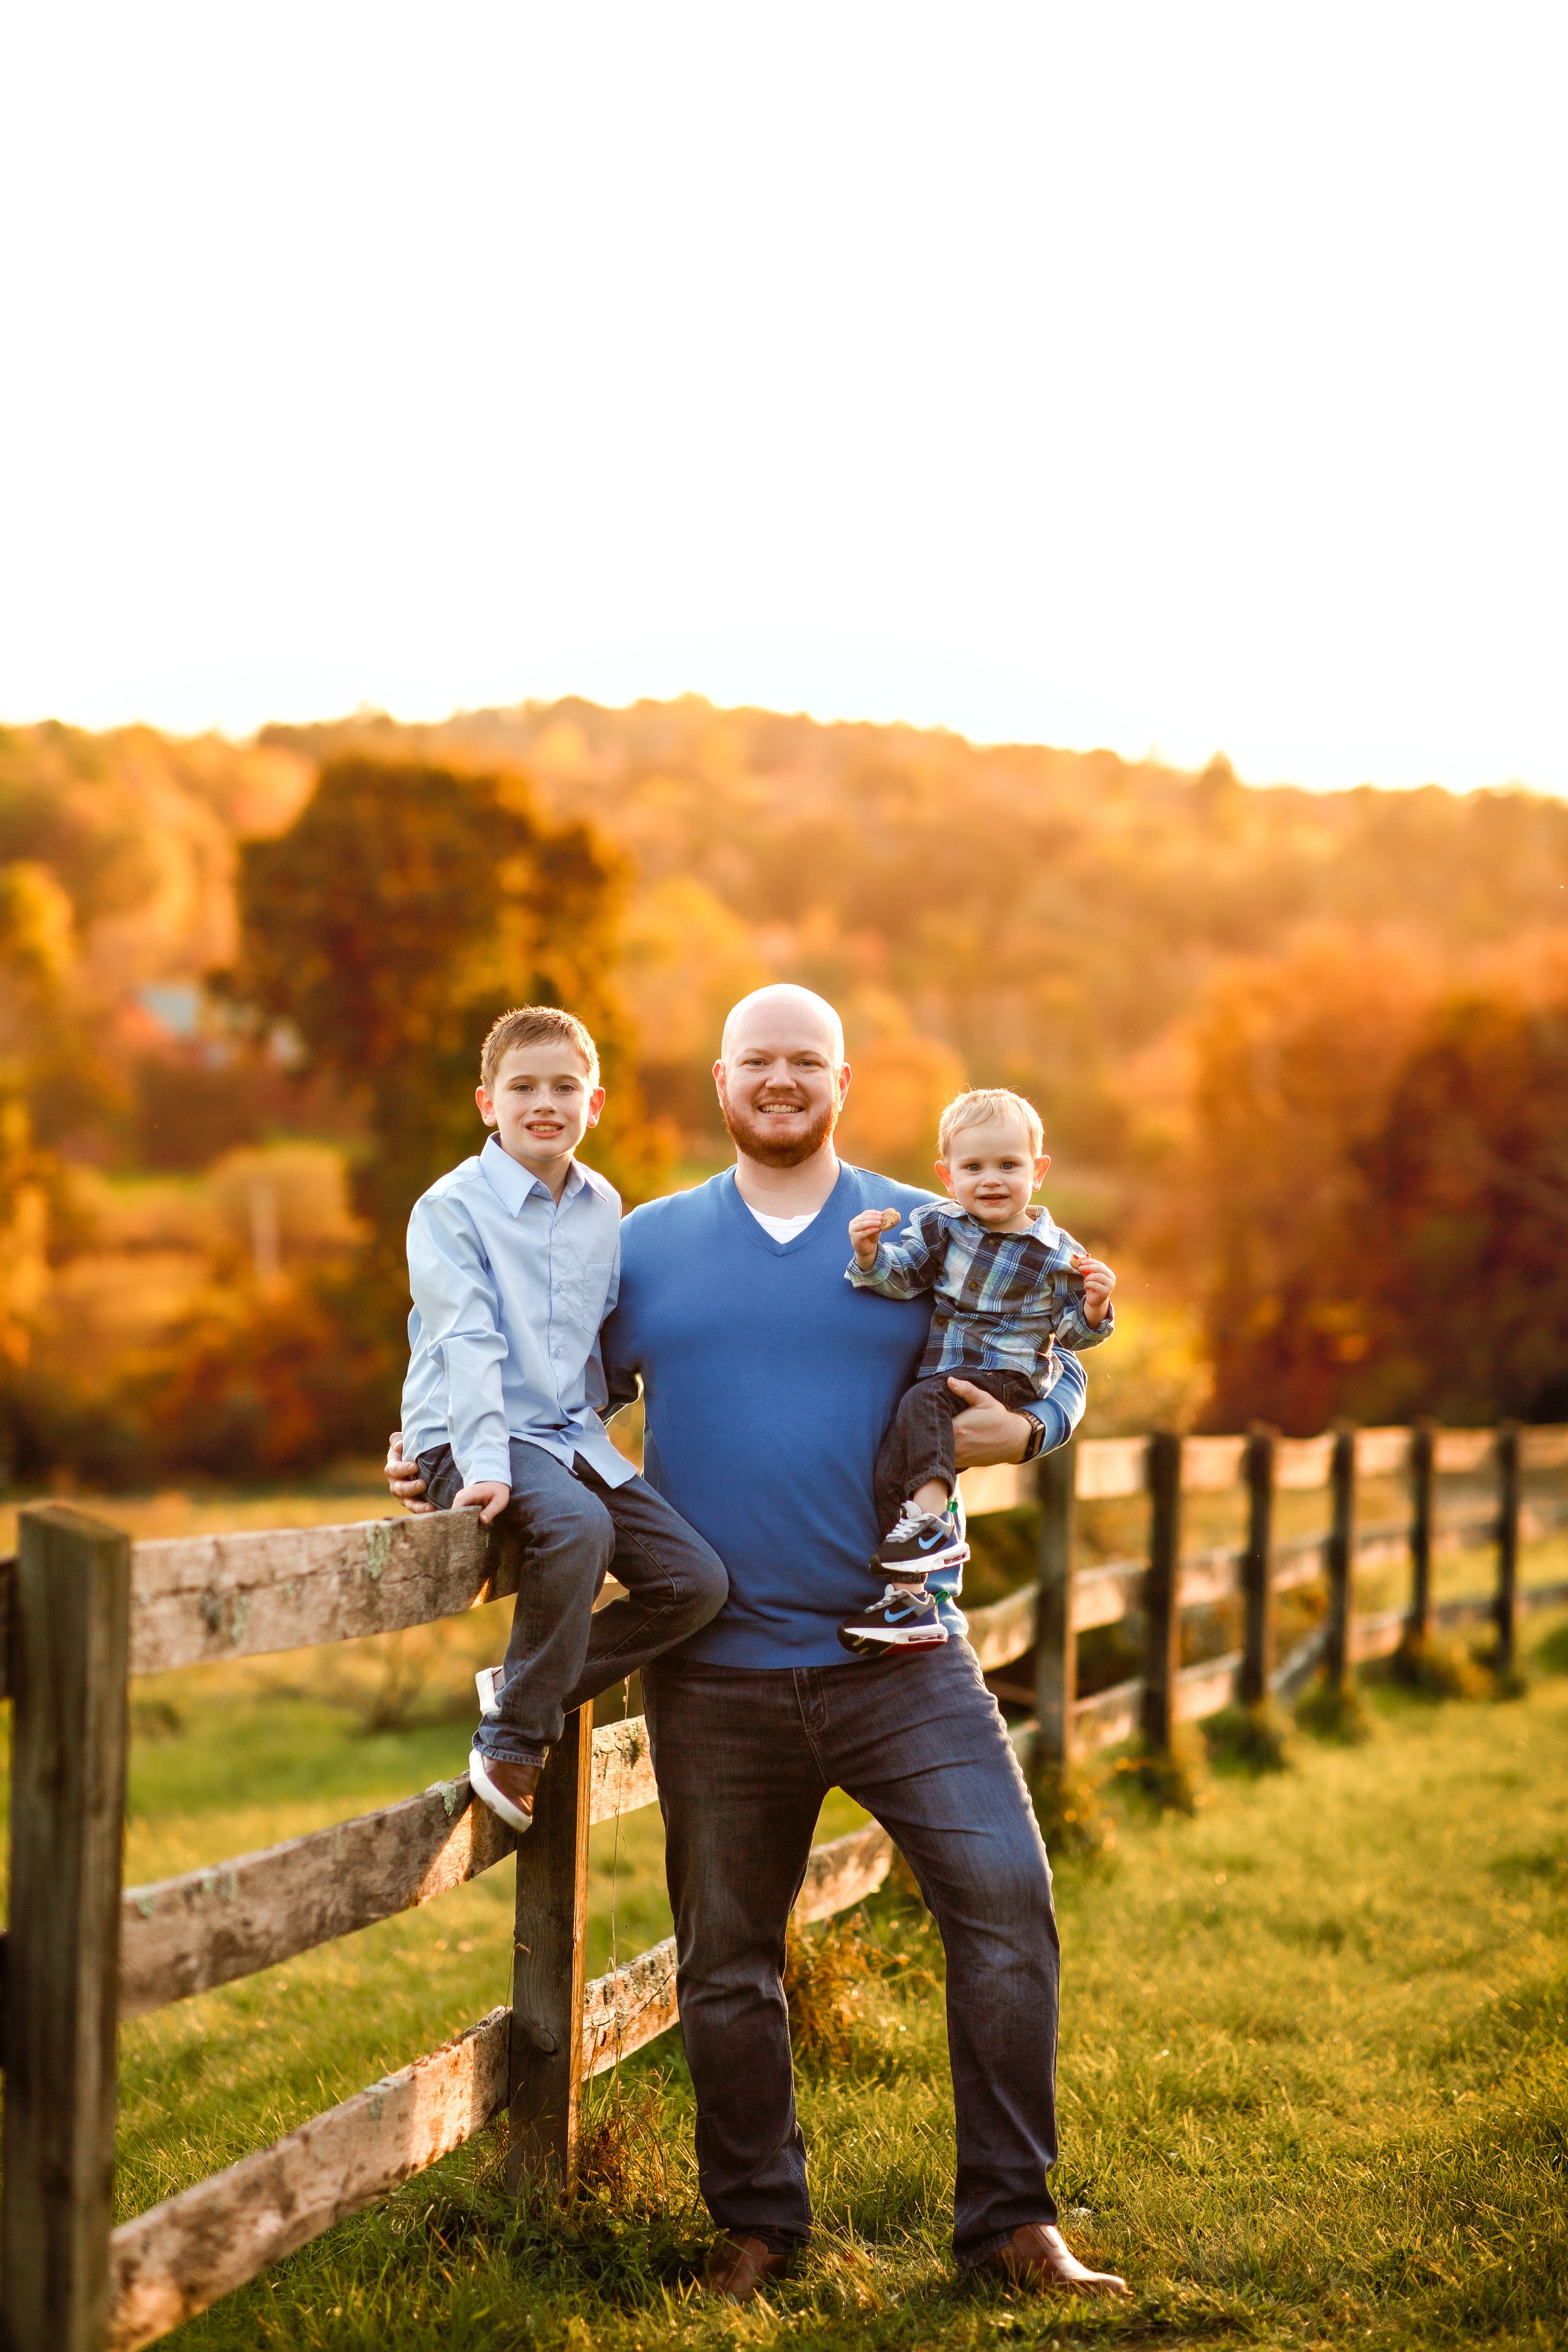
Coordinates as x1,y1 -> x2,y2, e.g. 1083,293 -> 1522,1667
481,1006 -> 600,1091
938,1086 -> 1045,1160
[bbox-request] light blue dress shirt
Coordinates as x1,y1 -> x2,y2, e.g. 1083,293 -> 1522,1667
401,1136 -> 633,1491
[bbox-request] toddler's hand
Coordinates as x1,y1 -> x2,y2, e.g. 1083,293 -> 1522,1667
849,1205 -> 902,1268
1071,1254 -> 1116,1327
453,1481 -> 511,1524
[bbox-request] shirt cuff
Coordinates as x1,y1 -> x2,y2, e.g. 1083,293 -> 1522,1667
844,1247 -> 890,1288
1020,1395 -> 1073,1457
459,1449 -> 512,1489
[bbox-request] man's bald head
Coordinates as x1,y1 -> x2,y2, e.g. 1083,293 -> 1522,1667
714,985 -> 850,1169
720,985 -> 845,1067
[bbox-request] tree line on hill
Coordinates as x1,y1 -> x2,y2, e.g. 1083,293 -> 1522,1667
2,701 -> 1565,1481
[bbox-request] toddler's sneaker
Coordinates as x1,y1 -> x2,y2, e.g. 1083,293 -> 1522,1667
838,1582 -> 950,1656
872,1502 -> 968,1577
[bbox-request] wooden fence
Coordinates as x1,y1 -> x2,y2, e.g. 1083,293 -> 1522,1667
3,1417 -> 1565,2349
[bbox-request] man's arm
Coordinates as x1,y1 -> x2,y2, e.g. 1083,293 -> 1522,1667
950,1347 -> 1086,1470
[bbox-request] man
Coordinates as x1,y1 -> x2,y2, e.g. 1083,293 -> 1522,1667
388,985 -> 1126,2300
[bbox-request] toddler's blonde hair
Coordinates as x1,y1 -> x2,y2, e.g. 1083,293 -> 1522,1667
938,1087 -> 1045,1160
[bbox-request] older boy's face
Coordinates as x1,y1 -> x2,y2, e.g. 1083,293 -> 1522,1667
477,1042 -> 604,1171
936,1120 -> 1049,1229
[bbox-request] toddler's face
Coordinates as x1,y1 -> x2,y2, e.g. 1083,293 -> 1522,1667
936,1119 -> 1049,1229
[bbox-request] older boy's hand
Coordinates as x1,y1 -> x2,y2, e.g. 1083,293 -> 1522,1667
948,1378 -> 1035,1468
454,1481 -> 511,1524
848,1205 -> 901,1268
1072,1253 -> 1116,1327
385,1433 -> 437,1514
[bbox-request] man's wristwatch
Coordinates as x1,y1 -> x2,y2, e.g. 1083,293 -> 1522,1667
1019,1414 -> 1049,1463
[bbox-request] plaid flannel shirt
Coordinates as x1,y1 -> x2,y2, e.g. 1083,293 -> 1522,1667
845,1200 -> 1113,1391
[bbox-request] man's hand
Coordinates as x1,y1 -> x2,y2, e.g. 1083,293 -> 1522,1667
453,1480 -> 511,1525
948,1377 -> 1034,1470
848,1205 -> 901,1269
385,1432 -> 437,1515
1072,1253 -> 1116,1327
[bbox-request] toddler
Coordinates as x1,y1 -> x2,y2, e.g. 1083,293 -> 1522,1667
840,1086 -> 1115,1653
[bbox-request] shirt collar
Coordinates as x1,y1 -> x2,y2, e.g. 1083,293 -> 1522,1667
951,1201 -> 1062,1247
479,1133 -> 588,1216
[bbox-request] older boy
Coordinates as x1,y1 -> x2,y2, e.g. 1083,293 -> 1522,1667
402,1005 -> 726,1835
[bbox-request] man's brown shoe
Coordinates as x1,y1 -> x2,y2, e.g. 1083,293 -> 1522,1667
468,1749 -> 541,1835
977,2223 -> 1129,2296
704,2232 -> 797,2301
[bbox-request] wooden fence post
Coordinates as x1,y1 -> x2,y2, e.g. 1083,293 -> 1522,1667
1407,1419 -> 1436,1647
506,1703 -> 593,2194
1324,1424 -> 1357,1691
2,1505 -> 131,2352
1142,1433 -> 1182,1751
1032,1437 -> 1078,1776
1239,1425 -> 1277,1706
1495,1421 -> 1522,1673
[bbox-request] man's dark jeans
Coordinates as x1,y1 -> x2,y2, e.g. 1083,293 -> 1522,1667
644,1640 -> 1061,2266
874,1368 -> 1040,1534
418,1437 -> 728,1766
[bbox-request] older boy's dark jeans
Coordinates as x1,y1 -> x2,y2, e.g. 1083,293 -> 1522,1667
417,1438 -> 728,1766
644,1639 -> 1061,2267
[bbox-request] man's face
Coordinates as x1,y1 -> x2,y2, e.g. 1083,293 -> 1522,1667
714,1009 -> 850,1167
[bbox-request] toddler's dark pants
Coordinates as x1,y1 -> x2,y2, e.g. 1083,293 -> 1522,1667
416,1436 -> 728,1767
873,1369 -> 1041,1537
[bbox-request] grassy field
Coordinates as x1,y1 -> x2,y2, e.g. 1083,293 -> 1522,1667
3,1481 -> 1565,2346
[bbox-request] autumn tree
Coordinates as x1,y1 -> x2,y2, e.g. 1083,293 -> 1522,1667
1358,976 -> 1568,1423
230,755 -> 659,1334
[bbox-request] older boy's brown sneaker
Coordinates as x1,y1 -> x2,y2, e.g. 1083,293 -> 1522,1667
467,1749 -> 541,1835
704,2232 -> 797,2301
976,2223 -> 1129,2296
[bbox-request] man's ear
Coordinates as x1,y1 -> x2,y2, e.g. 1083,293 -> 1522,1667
585,1084 -> 607,1128
837,1059 -> 852,1104
475,1084 -> 498,1128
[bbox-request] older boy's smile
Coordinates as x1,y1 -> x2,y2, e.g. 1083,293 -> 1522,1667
476,1039 -> 606,1199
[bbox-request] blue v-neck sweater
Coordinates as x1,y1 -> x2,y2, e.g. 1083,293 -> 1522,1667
601,1163 -> 1083,1669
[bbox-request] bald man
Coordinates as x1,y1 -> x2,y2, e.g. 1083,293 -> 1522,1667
387,986 -> 1125,2301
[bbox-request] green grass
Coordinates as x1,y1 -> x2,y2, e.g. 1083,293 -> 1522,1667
70,1599 -> 1565,2351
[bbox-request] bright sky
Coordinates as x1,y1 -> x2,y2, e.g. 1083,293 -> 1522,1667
2,5 -> 1564,795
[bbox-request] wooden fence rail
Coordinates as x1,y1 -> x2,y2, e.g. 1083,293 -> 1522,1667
3,1416 -> 1565,2348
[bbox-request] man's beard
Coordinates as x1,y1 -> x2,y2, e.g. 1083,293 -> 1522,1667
720,1092 -> 839,1168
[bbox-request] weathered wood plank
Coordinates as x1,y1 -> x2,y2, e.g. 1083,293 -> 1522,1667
117,1717 -> 660,2023
1033,1441 -> 1076,1770
1179,1550 -> 1237,1611
1075,1437 -> 1147,1500
119,1777 -> 517,2018
1074,1676 -> 1143,1753
1520,1425 -> 1568,1471
958,1463 -> 1029,1518
793,1821 -> 894,1926
1074,1559 -> 1142,1629
508,1705 -> 592,2191
1433,1429 -> 1495,1476
3,1507 -> 131,2352
965,1584 -> 1037,1673
581,1937 -> 679,2077
1275,1435 -> 1335,1490
1175,1651 -> 1242,1722
1355,1426 -> 1412,1478
588,1715 -> 659,1825
105,2007 -> 510,2352
1182,1436 -> 1246,1492
125,1512 -> 514,1677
